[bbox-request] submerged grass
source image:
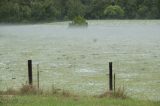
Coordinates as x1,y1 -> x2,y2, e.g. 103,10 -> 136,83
0,84 -> 75,97
98,87 -> 127,99
0,85 -> 160,106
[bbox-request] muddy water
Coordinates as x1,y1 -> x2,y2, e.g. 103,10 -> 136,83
0,20 -> 160,100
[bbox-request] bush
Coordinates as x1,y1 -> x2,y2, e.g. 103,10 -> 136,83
98,87 -> 127,99
20,84 -> 37,95
104,5 -> 124,19
69,16 -> 88,26
0,88 -> 17,95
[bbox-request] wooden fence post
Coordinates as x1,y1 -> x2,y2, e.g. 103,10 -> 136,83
28,60 -> 33,85
109,62 -> 113,91
37,64 -> 39,89
114,73 -> 116,92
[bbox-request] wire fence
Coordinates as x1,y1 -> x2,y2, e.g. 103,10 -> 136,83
0,60 -> 160,97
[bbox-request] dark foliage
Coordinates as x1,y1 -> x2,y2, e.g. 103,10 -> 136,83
0,0 -> 159,23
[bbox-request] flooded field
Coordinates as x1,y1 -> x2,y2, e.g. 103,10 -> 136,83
0,20 -> 160,100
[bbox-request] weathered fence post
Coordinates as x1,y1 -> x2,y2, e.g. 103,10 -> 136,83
114,73 -> 116,92
28,60 -> 33,85
37,64 -> 39,89
109,62 -> 113,91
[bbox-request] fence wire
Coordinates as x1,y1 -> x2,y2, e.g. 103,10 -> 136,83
0,59 -> 160,100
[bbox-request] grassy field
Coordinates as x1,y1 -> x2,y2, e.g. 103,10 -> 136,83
0,95 -> 160,106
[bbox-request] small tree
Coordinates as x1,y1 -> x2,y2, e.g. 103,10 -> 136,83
66,0 -> 85,20
69,16 -> 88,26
136,5 -> 149,19
104,5 -> 124,19
73,16 -> 86,24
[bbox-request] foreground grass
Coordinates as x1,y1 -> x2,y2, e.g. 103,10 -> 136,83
0,95 -> 160,106
0,85 -> 159,106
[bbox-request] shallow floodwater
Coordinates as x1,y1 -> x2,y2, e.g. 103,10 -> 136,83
0,20 -> 160,100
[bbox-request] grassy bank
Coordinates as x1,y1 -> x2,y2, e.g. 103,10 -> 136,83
0,85 -> 159,106
0,95 -> 160,106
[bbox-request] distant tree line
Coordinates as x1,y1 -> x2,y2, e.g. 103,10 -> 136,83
0,0 -> 160,23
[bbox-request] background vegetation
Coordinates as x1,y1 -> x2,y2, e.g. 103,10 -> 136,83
0,0 -> 160,23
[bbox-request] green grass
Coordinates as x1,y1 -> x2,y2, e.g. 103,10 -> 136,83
0,95 -> 160,106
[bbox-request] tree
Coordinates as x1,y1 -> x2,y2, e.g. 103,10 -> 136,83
158,0 -> 160,17
0,1 -> 21,22
136,0 -> 159,19
117,0 -> 137,19
88,0 -> 109,19
30,1 -> 45,21
0,0 -> 160,22
104,5 -> 124,19
137,5 -> 149,19
65,0 -> 85,20
43,0 -> 60,20
69,16 -> 88,26
20,5 -> 31,21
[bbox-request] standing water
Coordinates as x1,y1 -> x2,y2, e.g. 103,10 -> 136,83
0,20 -> 160,101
